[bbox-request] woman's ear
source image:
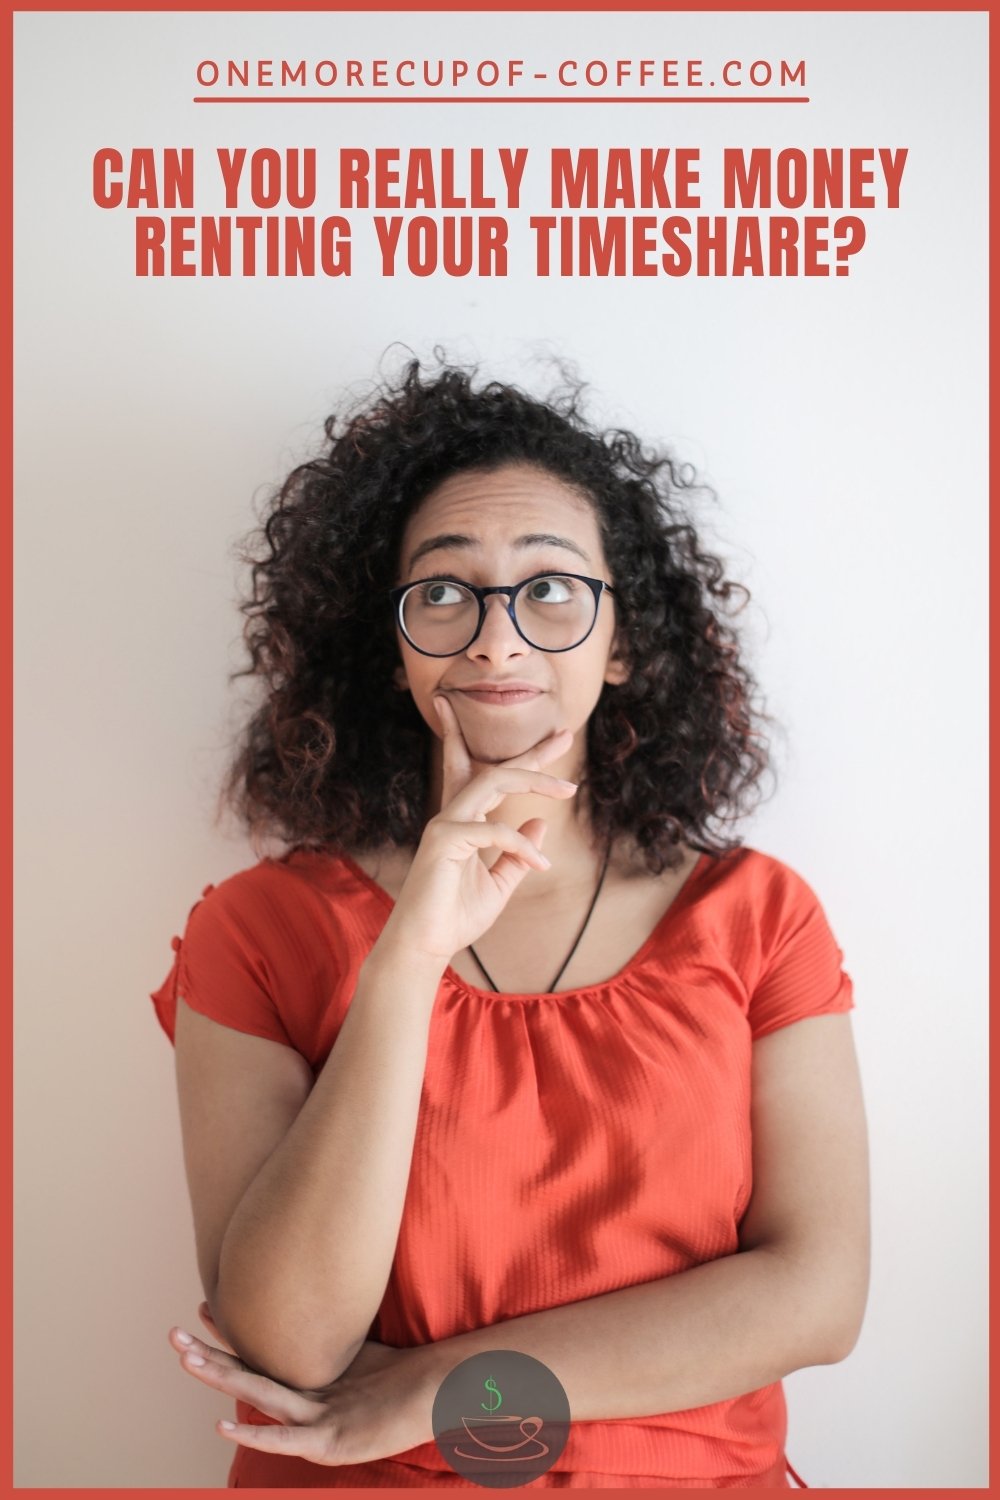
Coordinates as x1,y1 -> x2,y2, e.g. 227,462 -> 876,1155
604,634 -> 631,686
392,664 -> 410,692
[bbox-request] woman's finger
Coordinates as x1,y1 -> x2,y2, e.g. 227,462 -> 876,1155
433,695 -> 472,808
440,765 -> 578,825
169,1326 -> 244,1373
179,1349 -> 319,1426
430,818 -> 553,871
215,1417 -> 336,1463
485,818 -> 549,895
508,724 -> 576,771
169,1329 -> 319,1424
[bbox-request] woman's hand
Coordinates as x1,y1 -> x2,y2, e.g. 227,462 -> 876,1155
376,697 -> 579,962
168,1305 -> 437,1467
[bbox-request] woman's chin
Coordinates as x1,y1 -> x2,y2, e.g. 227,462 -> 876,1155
463,719 -> 555,765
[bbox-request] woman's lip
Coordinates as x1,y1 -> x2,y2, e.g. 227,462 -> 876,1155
456,688 -> 542,705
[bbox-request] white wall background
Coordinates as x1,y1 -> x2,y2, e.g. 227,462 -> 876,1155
14,8 -> 987,1488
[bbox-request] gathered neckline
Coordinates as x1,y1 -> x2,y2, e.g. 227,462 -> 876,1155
329,849 -> 714,1002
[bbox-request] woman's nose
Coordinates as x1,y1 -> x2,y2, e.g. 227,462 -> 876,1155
466,593 -> 528,659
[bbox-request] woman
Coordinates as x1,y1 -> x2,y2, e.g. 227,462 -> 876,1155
150,358 -> 870,1489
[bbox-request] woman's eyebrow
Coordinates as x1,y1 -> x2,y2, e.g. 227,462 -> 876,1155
406,532 -> 592,572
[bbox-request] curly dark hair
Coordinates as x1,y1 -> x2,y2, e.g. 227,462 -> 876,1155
219,354 -> 776,875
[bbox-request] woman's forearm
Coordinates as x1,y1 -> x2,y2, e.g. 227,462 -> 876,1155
414,1245 -> 844,1424
212,940 -> 446,1392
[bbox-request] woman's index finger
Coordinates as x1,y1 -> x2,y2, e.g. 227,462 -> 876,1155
433,695 -> 473,805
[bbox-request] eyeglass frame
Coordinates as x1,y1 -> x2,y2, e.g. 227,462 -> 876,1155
389,571 -> 618,657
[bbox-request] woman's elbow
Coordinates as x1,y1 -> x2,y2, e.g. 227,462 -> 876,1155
209,1285 -> 359,1392
822,1305 -> 868,1365
773,1240 -> 870,1369
814,1269 -> 870,1365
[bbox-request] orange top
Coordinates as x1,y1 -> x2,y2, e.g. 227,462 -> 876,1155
150,845 -> 854,1490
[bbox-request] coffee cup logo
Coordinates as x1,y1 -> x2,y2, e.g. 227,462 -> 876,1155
432,1351 -> 571,1488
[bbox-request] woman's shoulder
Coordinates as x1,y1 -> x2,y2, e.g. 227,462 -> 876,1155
690,842 -> 842,955
196,845 -> 380,909
692,842 -> 849,983
699,842 -> 827,902
167,847 -> 384,979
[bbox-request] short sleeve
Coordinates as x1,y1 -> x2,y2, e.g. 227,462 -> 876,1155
149,882 -> 294,1049
747,869 -> 855,1042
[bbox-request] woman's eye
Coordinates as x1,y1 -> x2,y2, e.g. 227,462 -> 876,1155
420,581 -> 466,606
527,576 -> 575,603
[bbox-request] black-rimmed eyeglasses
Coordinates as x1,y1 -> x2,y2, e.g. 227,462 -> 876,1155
389,572 -> 617,657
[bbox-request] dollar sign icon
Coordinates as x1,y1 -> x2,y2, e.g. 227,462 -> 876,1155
481,1376 -> 503,1414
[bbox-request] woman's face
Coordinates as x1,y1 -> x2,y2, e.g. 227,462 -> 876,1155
393,463 -> 629,767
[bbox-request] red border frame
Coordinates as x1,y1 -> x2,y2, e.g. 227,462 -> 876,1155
4,3 -> 991,1497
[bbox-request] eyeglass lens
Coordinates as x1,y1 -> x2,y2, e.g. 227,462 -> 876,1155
401,576 -> 597,653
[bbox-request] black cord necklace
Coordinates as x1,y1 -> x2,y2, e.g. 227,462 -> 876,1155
467,838 -> 614,994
